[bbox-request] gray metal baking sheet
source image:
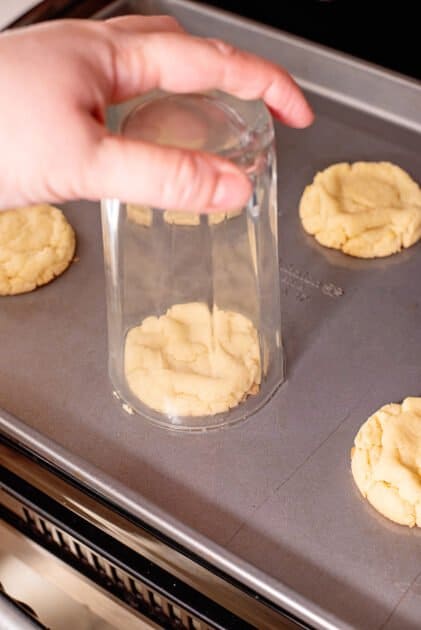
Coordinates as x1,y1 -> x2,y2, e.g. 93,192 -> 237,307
2,1 -> 421,628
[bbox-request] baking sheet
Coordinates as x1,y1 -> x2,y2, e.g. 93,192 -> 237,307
1,1 -> 421,628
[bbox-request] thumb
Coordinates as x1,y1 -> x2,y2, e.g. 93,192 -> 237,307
85,135 -> 252,212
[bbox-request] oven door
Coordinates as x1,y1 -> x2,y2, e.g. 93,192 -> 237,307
0,438 -> 300,629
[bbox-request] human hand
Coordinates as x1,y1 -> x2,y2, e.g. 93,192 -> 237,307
0,16 -> 313,211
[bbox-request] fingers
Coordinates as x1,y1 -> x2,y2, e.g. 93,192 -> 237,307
106,14 -> 185,35
85,135 -> 252,211
110,30 -> 313,128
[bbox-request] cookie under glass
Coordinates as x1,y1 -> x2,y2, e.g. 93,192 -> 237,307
101,91 -> 284,431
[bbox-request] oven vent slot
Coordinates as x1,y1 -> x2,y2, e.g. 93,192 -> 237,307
4,501 -> 220,630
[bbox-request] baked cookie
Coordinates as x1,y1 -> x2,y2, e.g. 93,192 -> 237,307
208,209 -> 242,225
351,397 -> 421,527
299,162 -> 421,258
163,210 -> 200,226
165,209 -> 241,226
127,204 -> 241,227
126,204 -> 152,227
124,302 -> 260,417
0,204 -> 76,296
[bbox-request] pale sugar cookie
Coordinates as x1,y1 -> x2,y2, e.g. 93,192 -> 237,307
124,302 -> 260,417
351,397 -> 421,527
127,204 -> 241,227
0,204 -> 75,296
126,203 -> 152,227
300,162 -> 421,258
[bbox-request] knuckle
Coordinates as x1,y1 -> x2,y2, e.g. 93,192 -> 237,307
166,152 -> 216,209
263,73 -> 303,121
166,152 -> 197,207
207,38 -> 237,58
278,85 -> 297,118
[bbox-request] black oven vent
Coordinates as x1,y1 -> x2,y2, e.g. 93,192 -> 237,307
0,465 -> 256,630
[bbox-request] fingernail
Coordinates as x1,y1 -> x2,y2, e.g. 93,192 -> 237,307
212,173 -> 251,209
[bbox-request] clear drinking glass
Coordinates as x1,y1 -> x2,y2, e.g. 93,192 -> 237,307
101,90 -> 284,431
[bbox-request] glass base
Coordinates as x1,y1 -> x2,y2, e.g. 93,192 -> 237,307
110,352 -> 285,433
